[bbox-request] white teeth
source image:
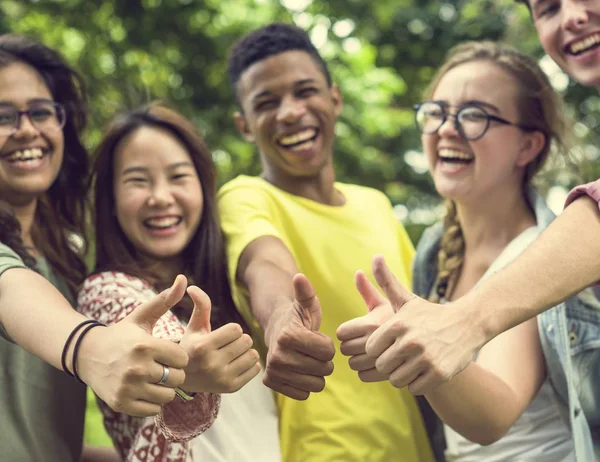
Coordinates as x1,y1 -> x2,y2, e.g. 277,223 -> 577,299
145,217 -> 180,228
438,149 -> 473,161
6,148 -> 44,161
289,139 -> 316,152
279,128 -> 317,146
570,34 -> 600,54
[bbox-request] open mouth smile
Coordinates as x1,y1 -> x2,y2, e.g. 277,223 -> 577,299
566,33 -> 600,56
277,128 -> 319,152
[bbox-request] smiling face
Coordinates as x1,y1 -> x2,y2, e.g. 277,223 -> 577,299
423,60 -> 541,203
113,126 -> 203,264
234,50 -> 342,184
530,0 -> 600,89
0,61 -> 64,206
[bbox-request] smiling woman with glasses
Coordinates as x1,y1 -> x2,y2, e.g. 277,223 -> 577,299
361,41 -> 587,461
413,101 -> 537,141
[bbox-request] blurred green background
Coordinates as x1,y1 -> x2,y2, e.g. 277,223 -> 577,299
4,0 -> 600,238
3,0 -> 599,448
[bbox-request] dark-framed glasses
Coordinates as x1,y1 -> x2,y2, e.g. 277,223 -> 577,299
0,102 -> 66,137
413,101 -> 532,141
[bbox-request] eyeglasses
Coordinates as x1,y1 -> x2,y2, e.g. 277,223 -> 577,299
0,102 -> 66,137
413,101 -> 533,141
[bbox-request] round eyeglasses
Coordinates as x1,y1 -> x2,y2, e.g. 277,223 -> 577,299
0,102 -> 66,137
413,101 -> 533,141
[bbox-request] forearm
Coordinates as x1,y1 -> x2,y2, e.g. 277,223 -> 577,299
0,268 -> 88,370
243,259 -> 296,336
425,363 -> 523,445
457,196 -> 600,341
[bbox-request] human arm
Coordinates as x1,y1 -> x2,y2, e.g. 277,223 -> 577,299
238,236 -> 335,400
365,194 -> 600,394
359,267 -> 546,444
423,317 -> 545,445
0,266 -> 189,416
77,273 -> 226,449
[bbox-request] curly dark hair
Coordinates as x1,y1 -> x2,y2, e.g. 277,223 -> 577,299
0,34 -> 89,294
227,22 -> 332,105
91,101 -> 244,329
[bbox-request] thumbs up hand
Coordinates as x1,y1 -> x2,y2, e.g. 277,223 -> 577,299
77,275 -> 191,417
262,273 -> 336,401
365,255 -> 474,395
336,270 -> 395,382
179,286 -> 261,394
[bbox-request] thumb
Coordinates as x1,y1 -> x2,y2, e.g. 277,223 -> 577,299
293,273 -> 322,331
355,270 -> 387,312
186,286 -> 212,334
372,255 -> 416,313
122,274 -> 187,332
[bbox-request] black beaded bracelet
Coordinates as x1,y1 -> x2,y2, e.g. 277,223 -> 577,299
61,319 -> 100,377
72,321 -> 106,384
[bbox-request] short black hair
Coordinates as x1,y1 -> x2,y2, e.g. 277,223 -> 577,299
227,22 -> 332,104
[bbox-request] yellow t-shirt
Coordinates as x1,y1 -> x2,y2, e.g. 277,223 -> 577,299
218,176 -> 433,462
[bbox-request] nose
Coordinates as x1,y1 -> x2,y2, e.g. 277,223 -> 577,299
147,181 -> 174,208
562,0 -> 588,31
437,114 -> 460,138
12,113 -> 40,140
276,96 -> 306,124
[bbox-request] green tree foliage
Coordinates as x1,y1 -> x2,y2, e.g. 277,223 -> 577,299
2,0 -> 598,227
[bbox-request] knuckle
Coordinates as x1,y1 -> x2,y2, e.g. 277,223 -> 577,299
131,341 -> 151,356
268,351 -> 288,369
124,364 -> 145,380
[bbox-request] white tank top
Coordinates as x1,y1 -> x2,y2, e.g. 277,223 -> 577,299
190,370 -> 281,462
443,227 -> 575,461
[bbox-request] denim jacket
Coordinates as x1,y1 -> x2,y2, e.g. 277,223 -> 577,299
413,190 -> 599,461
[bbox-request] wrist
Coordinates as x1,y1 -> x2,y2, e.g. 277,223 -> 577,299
449,293 -> 491,354
263,303 -> 290,348
74,326 -> 106,386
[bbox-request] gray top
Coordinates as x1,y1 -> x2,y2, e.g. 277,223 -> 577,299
0,242 -> 85,462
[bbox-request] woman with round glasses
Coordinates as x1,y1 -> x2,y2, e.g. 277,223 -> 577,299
0,34 -> 195,461
405,41 -> 580,460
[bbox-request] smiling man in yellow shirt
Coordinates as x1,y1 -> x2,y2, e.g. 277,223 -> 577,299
218,22 -> 433,462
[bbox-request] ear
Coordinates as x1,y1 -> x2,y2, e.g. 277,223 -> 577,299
330,84 -> 343,118
234,111 -> 255,143
516,130 -> 546,167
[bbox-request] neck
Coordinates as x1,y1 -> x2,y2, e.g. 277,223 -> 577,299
455,184 -> 536,255
261,159 -> 345,206
9,199 -> 38,249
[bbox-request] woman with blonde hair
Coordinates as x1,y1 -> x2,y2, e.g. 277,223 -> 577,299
357,41 -> 597,460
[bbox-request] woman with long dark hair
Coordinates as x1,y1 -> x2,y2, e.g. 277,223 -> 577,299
78,102 -> 278,461
0,35 -> 192,461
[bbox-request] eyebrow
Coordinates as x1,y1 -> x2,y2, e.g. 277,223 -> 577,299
121,162 -> 194,176
0,98 -> 55,107
463,100 -> 500,113
251,78 -> 317,103
436,100 -> 500,114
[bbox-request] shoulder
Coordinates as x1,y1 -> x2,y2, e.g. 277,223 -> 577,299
218,175 -> 271,199
337,183 -> 390,203
0,241 -> 28,278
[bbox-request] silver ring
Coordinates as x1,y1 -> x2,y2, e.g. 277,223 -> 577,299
157,365 -> 169,385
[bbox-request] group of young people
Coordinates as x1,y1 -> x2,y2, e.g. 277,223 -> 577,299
0,0 -> 599,461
